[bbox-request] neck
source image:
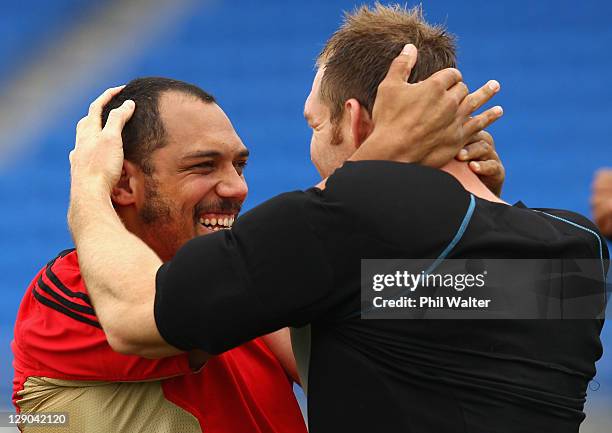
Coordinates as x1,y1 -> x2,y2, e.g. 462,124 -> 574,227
115,207 -> 170,260
440,160 -> 507,204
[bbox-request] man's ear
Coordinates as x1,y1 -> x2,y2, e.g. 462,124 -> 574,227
345,98 -> 374,149
111,160 -> 141,206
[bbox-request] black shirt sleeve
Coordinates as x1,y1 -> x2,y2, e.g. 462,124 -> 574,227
154,161 -> 471,354
154,190 -> 335,354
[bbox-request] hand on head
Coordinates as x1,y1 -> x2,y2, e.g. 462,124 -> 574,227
69,85 -> 135,194
358,44 -> 503,169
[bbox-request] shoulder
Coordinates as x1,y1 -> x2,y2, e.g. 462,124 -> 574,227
13,249 -> 101,383
533,208 -> 599,233
531,208 -> 609,260
326,161 -> 466,195
31,248 -> 100,328
322,161 -> 472,246
14,249 -> 193,385
325,161 -> 469,212
49,248 -> 80,273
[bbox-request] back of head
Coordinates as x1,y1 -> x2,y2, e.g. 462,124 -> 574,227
101,77 -> 216,174
318,3 -> 456,122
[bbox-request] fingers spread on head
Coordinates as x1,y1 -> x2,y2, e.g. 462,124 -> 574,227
76,116 -> 88,133
464,106 -> 503,138
469,159 -> 503,177
380,44 -> 417,87
458,140 -> 491,161
476,130 -> 494,147
103,100 -> 135,136
448,82 -> 469,107
88,85 -> 126,129
428,68 -> 463,91
459,80 -> 500,117
468,130 -> 494,145
384,44 -> 418,85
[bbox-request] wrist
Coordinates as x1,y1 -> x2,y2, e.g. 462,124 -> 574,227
71,172 -> 111,196
68,177 -> 114,235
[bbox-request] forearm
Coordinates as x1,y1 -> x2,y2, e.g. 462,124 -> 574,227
68,180 -> 177,358
349,130 -> 420,163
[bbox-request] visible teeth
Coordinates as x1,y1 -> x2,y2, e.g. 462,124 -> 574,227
199,215 -> 235,229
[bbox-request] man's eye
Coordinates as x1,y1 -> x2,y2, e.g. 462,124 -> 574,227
192,162 -> 215,171
234,161 -> 248,174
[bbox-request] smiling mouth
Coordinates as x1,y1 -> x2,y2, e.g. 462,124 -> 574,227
198,213 -> 235,231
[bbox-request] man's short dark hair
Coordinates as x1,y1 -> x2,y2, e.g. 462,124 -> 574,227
101,77 -> 216,174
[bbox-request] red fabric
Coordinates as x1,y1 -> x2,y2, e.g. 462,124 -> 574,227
12,250 -> 306,433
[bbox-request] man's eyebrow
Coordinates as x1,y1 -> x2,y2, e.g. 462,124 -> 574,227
180,148 -> 250,161
180,150 -> 222,161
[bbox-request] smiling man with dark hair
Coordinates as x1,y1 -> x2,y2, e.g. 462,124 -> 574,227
12,77 -> 307,433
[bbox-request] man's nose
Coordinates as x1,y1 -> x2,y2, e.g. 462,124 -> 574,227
217,167 -> 248,201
